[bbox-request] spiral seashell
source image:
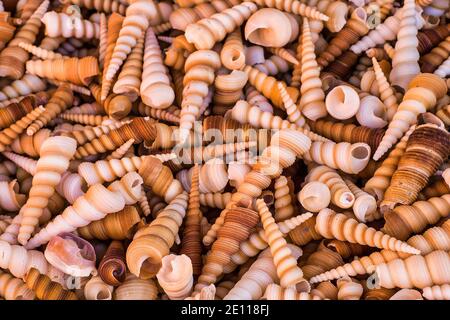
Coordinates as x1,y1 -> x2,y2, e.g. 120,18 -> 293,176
180,165 -> 202,275
373,73 -> 447,160
17,136 -> 76,245
0,95 -> 47,130
422,284 -> 450,300
135,102 -> 180,123
220,29 -> 245,70
363,125 -> 415,201
0,270 -> 35,300
0,106 -> 45,152
140,27 -> 174,109
420,35 -> 450,73
185,2 -> 258,50
112,33 -> 144,102
381,124 -> 449,210
371,250 -> 450,289
26,56 -> 99,87
248,0 -> 329,21
305,166 -> 354,209
306,118 -> 385,154
84,276 -> 114,300
230,213 -> 313,268
138,156 -> 184,203
77,206 -> 141,240
0,12 -> 15,52
74,117 -> 157,159
434,56 -> 450,77
104,0 -> 159,83
300,241 -> 345,280
199,192 -> 232,209
44,233 -> 96,277
389,0 -> 420,90
298,181 -> 330,213
383,194 -> 450,241
100,12 -> 124,100
256,199 -> 308,290
317,8 -> 369,68
214,69 -> 247,108
185,284 -> 216,300
245,8 -> 298,48
42,11 -> 100,39
344,179 -> 379,223
126,192 -> 188,279
0,0 -> 49,80
273,176 -> 294,222
25,268 -> 77,300
316,208 -> 420,254
325,85 -> 360,120
195,206 -> 259,293
98,240 -> 126,286
156,254 -> 193,300
25,172 -> 143,249
178,50 -> 221,140
263,284 -> 322,300
62,0 -> 127,15
59,113 -> 109,127
26,85 -> 73,136
278,83 -> 305,127
113,273 -> 158,300
303,141 -> 371,174
230,100 -> 328,142
0,74 -> 46,102
337,277 -> 363,300
371,58 -> 398,121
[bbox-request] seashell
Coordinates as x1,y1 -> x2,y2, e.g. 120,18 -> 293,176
114,273 -> 158,300
17,136 -> 77,245
249,0 -> 329,21
126,192 -> 188,279
84,276 -> 114,300
420,35 -> 450,73
306,166 -> 354,209
371,58 -> 398,121
185,2 -> 258,50
344,179 -> 379,223
44,232 -> 96,277
310,280 -> 338,300
356,95 -> 388,129
273,175 -> 295,222
25,172 -> 143,249
255,55 -> 291,76
325,85 -> 360,120
390,288 -> 423,300
42,11 -> 100,39
245,8 -> 298,48
381,124 -> 450,210
301,241 -> 345,280
245,45 -> 265,66
140,27 -> 174,109
195,206 -> 259,293
186,284 -> 216,300
98,240 -> 126,286
0,0 -> 49,80
0,270 -> 35,300
156,254 -> 193,300
180,164 -> 202,275
256,199 -> 309,291
229,213 -> 312,268
303,141 -> 371,174
104,0 -> 159,84
371,250 -> 450,289
263,284 -> 322,300
199,192 -> 232,209
112,33 -> 144,102
316,208 -> 420,254
220,29 -> 245,70
317,8 -> 369,68
337,277 -> 363,300
77,206 -> 141,241
422,284 -> 450,300
0,74 -> 46,102
434,56 -> 450,77
299,181 -> 331,213
364,287 -> 398,300
25,268 -> 77,300
373,73 -> 447,160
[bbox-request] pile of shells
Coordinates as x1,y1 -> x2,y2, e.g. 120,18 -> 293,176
0,0 -> 449,301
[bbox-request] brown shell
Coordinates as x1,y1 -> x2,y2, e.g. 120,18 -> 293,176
98,240 -> 127,286
25,268 -> 77,300
288,215 -> 322,246
77,206 -> 141,240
